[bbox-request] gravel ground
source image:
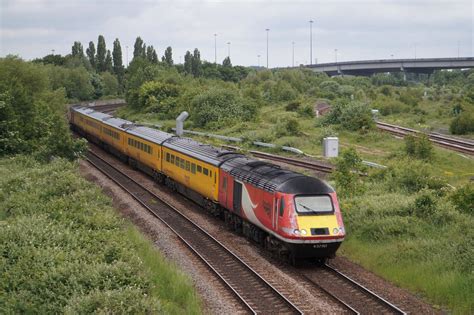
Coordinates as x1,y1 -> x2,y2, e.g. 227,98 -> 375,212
79,146 -> 440,314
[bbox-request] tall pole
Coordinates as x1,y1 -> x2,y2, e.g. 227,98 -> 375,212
292,41 -> 295,67
334,49 -> 338,63
126,46 -> 129,67
414,43 -> 417,59
309,20 -> 314,65
227,42 -> 231,58
457,41 -> 460,57
51,49 -> 55,55
265,28 -> 270,68
214,34 -> 217,64
257,54 -> 261,67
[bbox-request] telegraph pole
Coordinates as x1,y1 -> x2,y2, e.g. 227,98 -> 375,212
309,20 -> 314,65
214,34 -> 217,64
265,28 -> 270,68
292,41 -> 295,67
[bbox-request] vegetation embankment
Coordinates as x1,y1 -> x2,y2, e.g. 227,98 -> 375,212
0,57 -> 202,314
117,53 -> 473,313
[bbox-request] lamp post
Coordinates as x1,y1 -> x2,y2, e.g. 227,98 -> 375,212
265,28 -> 270,68
257,54 -> 261,67
214,34 -> 217,64
309,19 -> 314,65
335,48 -> 338,63
457,41 -> 460,58
126,46 -> 129,67
292,41 -> 295,67
227,42 -> 231,58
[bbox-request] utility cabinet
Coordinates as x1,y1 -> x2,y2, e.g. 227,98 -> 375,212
323,137 -> 339,158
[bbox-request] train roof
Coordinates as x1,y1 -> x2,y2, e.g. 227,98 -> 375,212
163,137 -> 242,166
221,156 -> 334,194
127,125 -> 174,144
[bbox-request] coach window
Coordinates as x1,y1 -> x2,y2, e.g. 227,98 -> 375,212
197,165 -> 202,173
279,198 -> 285,217
186,161 -> 190,171
166,153 -> 170,162
223,177 -> 227,189
175,157 -> 180,166
191,163 -> 196,174
170,154 -> 175,164
203,168 -> 209,176
180,158 -> 185,169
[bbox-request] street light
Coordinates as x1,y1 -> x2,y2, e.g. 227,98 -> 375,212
227,42 -> 231,58
126,46 -> 129,67
265,28 -> 270,68
457,41 -> 460,58
214,34 -> 217,64
257,54 -> 261,67
309,20 -> 314,65
292,41 -> 295,67
334,48 -> 338,63
391,54 -> 394,59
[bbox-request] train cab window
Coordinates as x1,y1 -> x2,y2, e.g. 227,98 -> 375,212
191,163 -> 196,174
294,195 -> 333,214
279,198 -> 285,217
203,168 -> 209,176
170,154 -> 175,164
166,153 -> 170,162
197,165 -> 202,173
180,158 -> 185,169
186,161 -> 190,171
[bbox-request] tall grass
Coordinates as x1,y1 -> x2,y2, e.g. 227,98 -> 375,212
0,156 -> 202,314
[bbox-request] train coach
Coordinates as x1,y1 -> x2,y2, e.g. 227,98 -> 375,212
70,106 -> 345,262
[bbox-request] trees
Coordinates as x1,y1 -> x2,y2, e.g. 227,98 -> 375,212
192,48 -> 202,77
71,41 -> 84,57
163,46 -> 173,66
184,51 -> 192,75
105,50 -> 113,73
146,46 -> 158,64
222,56 -> 232,67
86,41 -> 96,70
96,35 -> 107,72
112,38 -> 124,75
133,36 -> 146,59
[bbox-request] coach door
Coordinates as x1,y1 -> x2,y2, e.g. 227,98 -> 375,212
233,181 -> 242,215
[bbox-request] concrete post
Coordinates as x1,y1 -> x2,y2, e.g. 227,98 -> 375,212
176,111 -> 189,136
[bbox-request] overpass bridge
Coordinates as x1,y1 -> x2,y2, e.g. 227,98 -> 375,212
306,57 -> 474,76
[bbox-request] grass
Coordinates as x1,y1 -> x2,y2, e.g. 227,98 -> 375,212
0,156 -> 202,314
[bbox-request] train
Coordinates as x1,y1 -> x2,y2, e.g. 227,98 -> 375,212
69,106 -> 345,263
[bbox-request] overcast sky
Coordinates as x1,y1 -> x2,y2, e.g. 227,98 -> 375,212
1,0 -> 473,67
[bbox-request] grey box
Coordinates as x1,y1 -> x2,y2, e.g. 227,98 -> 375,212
323,137 -> 339,157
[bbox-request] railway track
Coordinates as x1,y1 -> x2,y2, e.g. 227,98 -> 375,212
376,121 -> 474,155
249,150 -> 335,173
85,148 -> 302,315
89,103 -> 125,114
302,264 -> 406,315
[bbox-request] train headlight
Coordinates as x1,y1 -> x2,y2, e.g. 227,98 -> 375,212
293,229 -> 301,235
301,229 -> 307,235
333,228 -> 339,234
339,227 -> 345,234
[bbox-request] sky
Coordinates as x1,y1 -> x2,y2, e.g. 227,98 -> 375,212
1,0 -> 473,67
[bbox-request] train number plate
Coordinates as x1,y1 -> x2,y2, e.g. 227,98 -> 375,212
313,244 -> 328,248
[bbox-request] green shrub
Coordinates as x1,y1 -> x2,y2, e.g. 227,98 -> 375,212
450,183 -> 474,215
285,100 -> 301,111
449,111 -> 474,135
274,117 -> 301,137
332,148 -> 366,198
298,104 -> 315,118
413,189 -> 438,218
339,102 -> 374,131
387,159 -> 446,193
404,134 -> 434,160
191,88 -> 257,128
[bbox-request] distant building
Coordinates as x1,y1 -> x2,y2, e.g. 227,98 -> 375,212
315,101 -> 331,117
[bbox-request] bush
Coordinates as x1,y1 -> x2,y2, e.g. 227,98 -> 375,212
450,183 -> 474,215
339,102 -> 374,131
413,189 -> 438,217
450,111 -> 474,135
285,101 -> 301,111
404,134 -> 434,160
298,104 -> 315,118
191,88 -> 257,128
274,117 -> 301,137
332,148 -> 366,198
387,159 -> 446,193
